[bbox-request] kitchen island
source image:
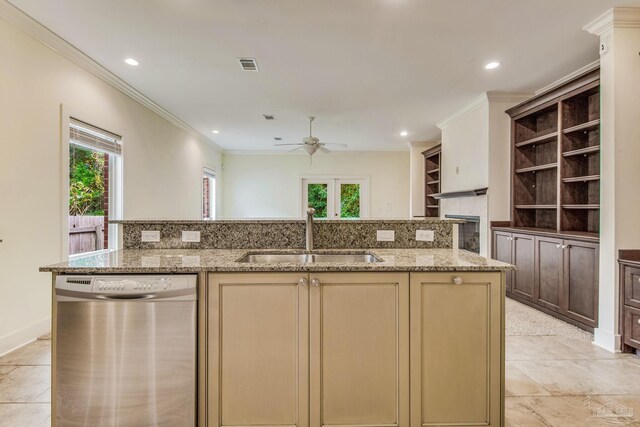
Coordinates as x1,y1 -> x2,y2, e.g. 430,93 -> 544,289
42,247 -> 512,427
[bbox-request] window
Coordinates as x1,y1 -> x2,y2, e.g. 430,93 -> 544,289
68,118 -> 122,256
203,168 -> 216,220
302,177 -> 369,219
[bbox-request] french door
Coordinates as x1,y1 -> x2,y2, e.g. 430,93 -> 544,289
302,177 -> 369,219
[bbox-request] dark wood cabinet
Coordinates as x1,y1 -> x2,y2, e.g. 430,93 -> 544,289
492,228 -> 599,331
534,236 -> 563,312
512,234 -> 535,301
619,252 -> 640,353
492,231 -> 513,293
422,145 -> 441,218
563,240 -> 599,327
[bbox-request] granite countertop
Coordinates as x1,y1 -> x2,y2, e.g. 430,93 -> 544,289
40,248 -> 514,274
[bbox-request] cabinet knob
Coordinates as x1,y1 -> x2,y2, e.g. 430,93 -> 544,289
298,278 -> 308,286
453,276 -> 463,285
311,278 -> 320,287
556,244 -> 562,249
637,318 -> 640,325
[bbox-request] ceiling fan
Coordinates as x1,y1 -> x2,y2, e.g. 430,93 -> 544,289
274,116 -> 347,156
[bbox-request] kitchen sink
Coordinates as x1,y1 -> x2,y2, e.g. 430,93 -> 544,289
237,252 -> 383,264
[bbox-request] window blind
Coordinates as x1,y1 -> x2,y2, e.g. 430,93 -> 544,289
69,118 -> 122,155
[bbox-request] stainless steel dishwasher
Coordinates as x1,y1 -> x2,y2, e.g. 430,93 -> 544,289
55,275 -> 197,427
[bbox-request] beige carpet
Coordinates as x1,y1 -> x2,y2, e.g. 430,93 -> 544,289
506,297 -> 593,342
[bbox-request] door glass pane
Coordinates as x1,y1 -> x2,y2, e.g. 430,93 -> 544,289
340,184 -> 360,219
307,183 -> 328,218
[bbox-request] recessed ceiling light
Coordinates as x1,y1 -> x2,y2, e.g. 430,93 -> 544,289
400,131 -> 408,136
484,61 -> 500,70
124,58 -> 139,66
211,130 -> 219,134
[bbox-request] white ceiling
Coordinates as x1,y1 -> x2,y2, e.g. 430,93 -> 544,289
8,0 -> 640,151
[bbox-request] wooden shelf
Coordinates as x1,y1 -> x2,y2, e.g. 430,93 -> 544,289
427,180 -> 439,185
426,168 -> 439,174
562,175 -> 600,183
515,163 -> 558,174
426,205 -> 439,208
562,145 -> 600,158
515,205 -> 557,209
562,119 -> 600,135
562,204 -> 600,209
423,144 -> 441,217
515,131 -> 558,148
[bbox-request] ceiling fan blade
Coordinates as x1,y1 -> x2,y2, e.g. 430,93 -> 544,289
320,143 -> 348,148
274,143 -> 304,146
318,146 -> 331,154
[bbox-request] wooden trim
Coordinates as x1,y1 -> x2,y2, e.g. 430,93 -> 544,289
506,69 -> 600,118
51,273 -> 58,427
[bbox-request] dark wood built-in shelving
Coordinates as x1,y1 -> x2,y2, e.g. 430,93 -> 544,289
494,67 -> 601,332
422,144 -> 441,218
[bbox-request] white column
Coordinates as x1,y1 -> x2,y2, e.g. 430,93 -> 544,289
584,8 -> 640,352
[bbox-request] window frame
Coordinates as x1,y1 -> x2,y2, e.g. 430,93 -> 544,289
62,111 -> 123,260
202,167 -> 217,220
300,175 -> 370,219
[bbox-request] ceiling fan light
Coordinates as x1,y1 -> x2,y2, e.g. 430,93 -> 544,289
304,144 -> 319,155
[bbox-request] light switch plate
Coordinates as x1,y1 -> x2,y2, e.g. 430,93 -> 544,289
416,230 -> 435,242
141,230 -> 160,242
182,230 -> 201,243
377,230 -> 395,242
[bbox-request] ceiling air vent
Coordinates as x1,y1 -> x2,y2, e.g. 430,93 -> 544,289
274,137 -> 282,141
263,114 -> 275,120
238,57 -> 258,71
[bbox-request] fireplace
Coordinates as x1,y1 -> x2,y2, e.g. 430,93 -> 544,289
446,215 -> 480,254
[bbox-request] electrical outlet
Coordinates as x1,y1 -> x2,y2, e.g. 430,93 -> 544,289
141,230 -> 160,242
182,230 -> 201,243
416,230 -> 435,242
376,230 -> 395,242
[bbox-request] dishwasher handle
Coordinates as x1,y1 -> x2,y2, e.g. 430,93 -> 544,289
56,287 -> 196,301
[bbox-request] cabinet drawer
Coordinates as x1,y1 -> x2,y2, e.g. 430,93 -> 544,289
623,305 -> 640,350
624,266 -> 640,309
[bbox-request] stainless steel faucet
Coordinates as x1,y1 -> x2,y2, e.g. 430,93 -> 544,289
306,207 -> 316,251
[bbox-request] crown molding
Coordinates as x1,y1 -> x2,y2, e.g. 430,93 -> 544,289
436,91 -> 530,129
535,60 -> 600,95
0,0 -> 223,152
584,7 -> 640,36
436,93 -> 488,130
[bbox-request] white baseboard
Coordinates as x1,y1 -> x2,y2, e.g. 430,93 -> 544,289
593,327 -> 621,353
0,317 -> 51,357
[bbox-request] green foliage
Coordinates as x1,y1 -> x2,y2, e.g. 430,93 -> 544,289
307,184 -> 328,218
340,184 -> 360,218
69,145 -> 105,216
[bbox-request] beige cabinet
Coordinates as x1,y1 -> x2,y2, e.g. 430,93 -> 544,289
410,272 -> 504,427
207,273 -> 309,427
309,273 -> 409,427
207,271 -> 504,427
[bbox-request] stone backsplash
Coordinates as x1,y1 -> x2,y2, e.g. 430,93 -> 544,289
116,219 -> 461,250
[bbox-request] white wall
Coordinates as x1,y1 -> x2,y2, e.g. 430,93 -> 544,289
0,16 -> 222,354
222,151 -> 410,219
409,141 -> 440,217
437,93 -> 529,256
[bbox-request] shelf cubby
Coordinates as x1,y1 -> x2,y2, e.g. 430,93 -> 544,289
514,104 -> 558,145
422,145 -> 441,218
561,85 -> 600,130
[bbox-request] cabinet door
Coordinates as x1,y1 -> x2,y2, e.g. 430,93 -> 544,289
410,272 -> 503,427
512,233 -> 535,301
624,266 -> 640,309
208,273 -> 309,427
534,236 -> 563,312
492,231 -> 513,293
309,273 -> 409,427
562,240 -> 599,327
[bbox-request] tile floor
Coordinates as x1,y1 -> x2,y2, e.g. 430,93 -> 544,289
1,300 -> 639,426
